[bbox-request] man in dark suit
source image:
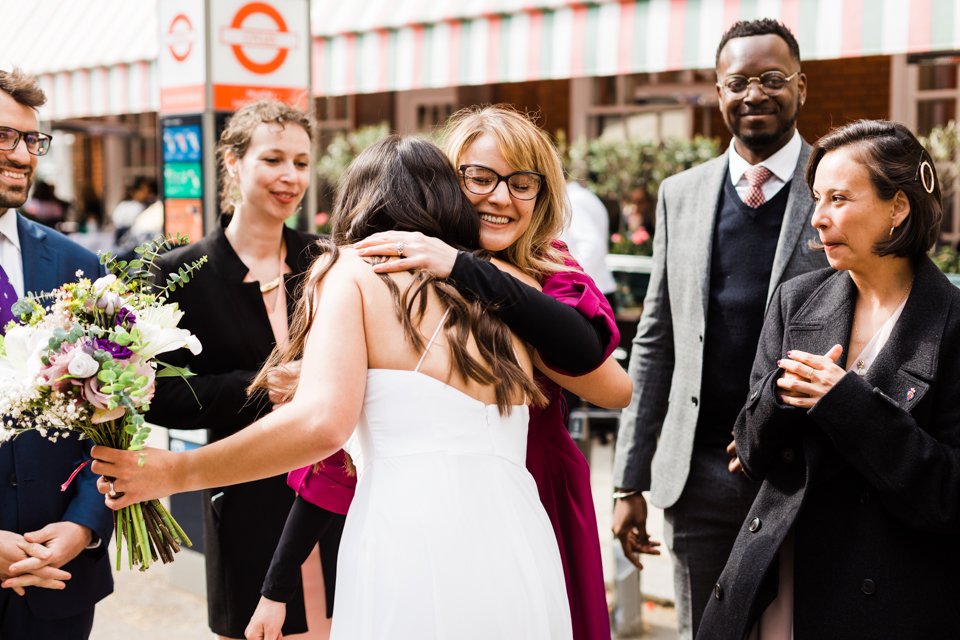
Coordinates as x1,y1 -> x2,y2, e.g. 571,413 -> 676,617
611,19 -> 828,638
0,68 -> 112,640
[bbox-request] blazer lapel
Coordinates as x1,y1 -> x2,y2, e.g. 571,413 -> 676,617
767,142 -> 814,302
16,213 -> 55,295
784,269 -> 856,368
693,157 -> 728,314
863,258 -> 946,412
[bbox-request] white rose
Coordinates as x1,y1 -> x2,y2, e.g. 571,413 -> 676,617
92,274 -> 118,296
67,350 -> 100,378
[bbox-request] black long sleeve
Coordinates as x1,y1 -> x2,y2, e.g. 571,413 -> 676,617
449,251 -> 611,374
261,497 -> 336,604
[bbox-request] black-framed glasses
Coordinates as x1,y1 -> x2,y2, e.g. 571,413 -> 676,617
459,164 -> 544,201
0,126 -> 53,156
718,70 -> 800,97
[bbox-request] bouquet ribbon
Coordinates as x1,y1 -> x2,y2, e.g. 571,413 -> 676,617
60,458 -> 93,492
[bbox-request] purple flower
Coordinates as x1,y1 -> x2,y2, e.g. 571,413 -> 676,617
115,307 -> 137,328
94,338 -> 133,360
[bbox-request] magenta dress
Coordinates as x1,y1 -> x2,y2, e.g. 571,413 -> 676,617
287,450 -> 356,515
529,248 -> 619,640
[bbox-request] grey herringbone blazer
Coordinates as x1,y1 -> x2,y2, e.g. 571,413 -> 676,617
613,141 -> 829,508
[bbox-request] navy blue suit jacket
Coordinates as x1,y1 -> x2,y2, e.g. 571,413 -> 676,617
0,214 -> 113,619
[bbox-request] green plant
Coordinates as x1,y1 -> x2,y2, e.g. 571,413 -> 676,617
919,120 -> 959,203
565,134 -> 719,204
315,124 -> 392,230
932,245 -> 960,274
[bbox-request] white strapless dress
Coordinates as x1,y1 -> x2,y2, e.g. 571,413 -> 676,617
330,369 -> 572,640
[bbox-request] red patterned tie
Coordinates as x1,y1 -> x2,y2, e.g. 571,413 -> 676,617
743,165 -> 773,208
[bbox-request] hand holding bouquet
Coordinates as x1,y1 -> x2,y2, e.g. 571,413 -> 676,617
0,236 -> 206,570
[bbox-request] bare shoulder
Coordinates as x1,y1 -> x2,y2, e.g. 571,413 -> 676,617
490,257 -> 542,291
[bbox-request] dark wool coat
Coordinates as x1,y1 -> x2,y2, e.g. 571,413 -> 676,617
147,222 -> 321,638
698,257 -> 960,640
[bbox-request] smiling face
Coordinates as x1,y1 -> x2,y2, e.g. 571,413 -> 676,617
458,133 -> 536,253
716,33 -> 806,163
227,121 -> 311,222
811,146 -> 910,273
0,91 -> 38,211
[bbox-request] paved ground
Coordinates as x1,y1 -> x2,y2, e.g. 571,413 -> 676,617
89,430 -> 678,639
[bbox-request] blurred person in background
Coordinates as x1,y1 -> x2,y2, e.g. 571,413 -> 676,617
109,176 -> 156,246
21,179 -> 68,229
563,178 -> 617,311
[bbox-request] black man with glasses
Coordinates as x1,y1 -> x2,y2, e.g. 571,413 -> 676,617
612,19 -> 828,639
0,69 -> 111,640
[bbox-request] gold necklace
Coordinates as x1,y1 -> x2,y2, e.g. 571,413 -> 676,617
259,238 -> 286,294
855,279 -> 913,373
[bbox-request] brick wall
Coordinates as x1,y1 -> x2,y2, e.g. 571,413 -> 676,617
708,55 -> 892,149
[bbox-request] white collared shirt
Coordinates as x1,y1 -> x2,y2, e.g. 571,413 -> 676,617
0,209 -> 24,297
728,130 -> 802,205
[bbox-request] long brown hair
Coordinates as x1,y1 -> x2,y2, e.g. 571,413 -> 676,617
251,135 -> 545,414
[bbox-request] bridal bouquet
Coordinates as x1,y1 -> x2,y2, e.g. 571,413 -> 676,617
0,236 -> 206,570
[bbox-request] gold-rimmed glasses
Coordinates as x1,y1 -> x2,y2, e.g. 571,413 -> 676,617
718,70 -> 801,98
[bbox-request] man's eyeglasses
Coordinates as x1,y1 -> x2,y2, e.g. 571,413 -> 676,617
718,70 -> 801,97
0,126 -> 53,156
459,164 -> 544,201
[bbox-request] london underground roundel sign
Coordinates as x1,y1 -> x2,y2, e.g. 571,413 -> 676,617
223,2 -> 293,75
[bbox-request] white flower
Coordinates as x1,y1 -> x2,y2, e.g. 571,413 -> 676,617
92,274 -> 117,296
136,305 -> 203,360
66,350 -> 100,378
0,324 -> 54,385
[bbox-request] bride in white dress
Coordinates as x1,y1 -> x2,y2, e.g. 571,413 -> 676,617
92,135 -> 573,639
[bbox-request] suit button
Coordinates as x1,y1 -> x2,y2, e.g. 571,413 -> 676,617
861,579 -> 876,595
691,396 -> 699,406
714,583 -> 723,600
699,335 -> 703,343
8,473 -> 15,487
781,448 -> 795,463
748,517 -> 762,532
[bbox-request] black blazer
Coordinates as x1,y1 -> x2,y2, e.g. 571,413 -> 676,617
147,221 -> 321,637
0,214 -> 113,620
699,257 -> 960,639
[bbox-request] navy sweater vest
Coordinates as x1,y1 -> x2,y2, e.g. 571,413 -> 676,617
694,176 -> 791,448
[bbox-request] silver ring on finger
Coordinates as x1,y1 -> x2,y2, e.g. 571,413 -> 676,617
396,242 -> 405,259
108,481 -> 124,500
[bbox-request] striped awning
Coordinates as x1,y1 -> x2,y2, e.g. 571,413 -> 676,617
3,0 -> 960,114
312,0 -> 960,97
0,0 -> 159,118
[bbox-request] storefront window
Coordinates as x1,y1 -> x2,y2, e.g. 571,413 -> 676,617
584,70 -> 715,142
909,55 -> 960,244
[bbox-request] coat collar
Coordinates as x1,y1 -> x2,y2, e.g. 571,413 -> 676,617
787,257 -> 949,411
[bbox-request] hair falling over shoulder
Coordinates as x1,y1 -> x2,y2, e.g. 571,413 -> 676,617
249,135 -> 546,419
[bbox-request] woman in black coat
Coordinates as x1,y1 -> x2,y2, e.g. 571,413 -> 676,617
699,120 -> 960,639
147,101 -> 338,640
